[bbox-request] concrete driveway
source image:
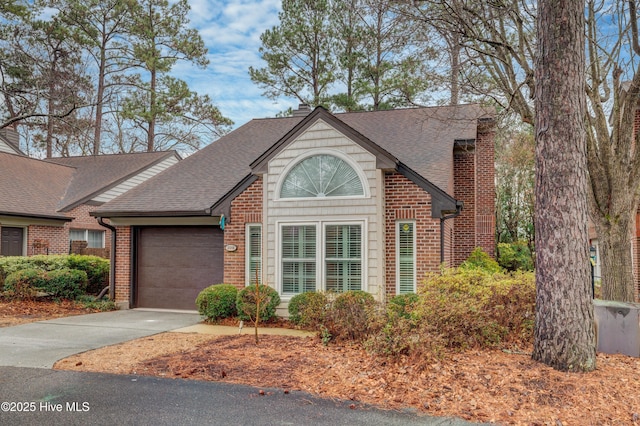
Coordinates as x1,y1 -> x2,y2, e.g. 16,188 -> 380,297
0,310 -> 200,369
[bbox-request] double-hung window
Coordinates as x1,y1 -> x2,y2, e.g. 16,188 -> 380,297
69,229 -> 105,249
246,224 -> 262,285
396,221 -> 416,294
281,225 -> 317,293
280,222 -> 363,295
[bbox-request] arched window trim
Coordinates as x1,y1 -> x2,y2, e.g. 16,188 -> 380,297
275,148 -> 371,201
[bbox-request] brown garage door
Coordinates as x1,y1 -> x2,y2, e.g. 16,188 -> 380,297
135,226 -> 223,310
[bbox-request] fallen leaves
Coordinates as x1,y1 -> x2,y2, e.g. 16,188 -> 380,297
54,332 -> 640,425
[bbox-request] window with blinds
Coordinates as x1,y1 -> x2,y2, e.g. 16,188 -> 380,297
279,222 -> 364,295
325,224 -> 362,292
280,154 -> 364,198
246,225 -> 262,285
69,229 -> 105,248
281,225 -> 316,294
397,221 -> 416,294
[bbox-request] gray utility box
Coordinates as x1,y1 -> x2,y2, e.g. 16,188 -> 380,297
594,299 -> 640,357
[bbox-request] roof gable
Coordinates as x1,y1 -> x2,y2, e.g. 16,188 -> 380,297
251,107 -> 397,173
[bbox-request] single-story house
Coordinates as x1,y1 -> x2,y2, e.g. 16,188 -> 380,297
91,105 -> 496,312
0,148 -> 180,257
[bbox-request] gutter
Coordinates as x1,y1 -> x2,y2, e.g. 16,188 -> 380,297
440,201 -> 464,264
97,217 -> 116,301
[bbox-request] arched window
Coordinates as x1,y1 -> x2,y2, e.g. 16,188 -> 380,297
280,154 -> 364,198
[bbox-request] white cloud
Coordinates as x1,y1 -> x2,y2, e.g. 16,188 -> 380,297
172,0 -> 292,127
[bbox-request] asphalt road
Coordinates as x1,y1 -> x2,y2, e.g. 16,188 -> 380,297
0,367 -> 482,426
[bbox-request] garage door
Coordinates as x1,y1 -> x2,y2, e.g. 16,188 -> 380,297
135,226 -> 224,310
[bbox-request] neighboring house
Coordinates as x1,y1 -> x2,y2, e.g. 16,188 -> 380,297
92,105 -> 496,312
0,127 -> 23,155
0,150 -> 181,258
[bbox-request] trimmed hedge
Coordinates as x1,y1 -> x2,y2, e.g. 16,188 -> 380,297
3,267 -> 88,300
288,291 -> 327,327
3,268 -> 48,299
41,268 -> 88,300
323,290 -> 376,342
66,255 -> 110,294
0,255 -> 108,294
196,284 -> 238,321
236,284 -> 280,322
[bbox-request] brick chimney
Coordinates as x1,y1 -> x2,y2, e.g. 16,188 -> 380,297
292,104 -> 312,117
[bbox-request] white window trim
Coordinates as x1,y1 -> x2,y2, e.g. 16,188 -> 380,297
245,223 -> 262,286
274,148 -> 371,201
396,220 -> 417,294
276,219 -> 367,298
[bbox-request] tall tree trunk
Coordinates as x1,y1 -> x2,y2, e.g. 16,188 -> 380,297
147,68 -> 156,152
93,33 -> 107,156
594,216 -> 636,301
532,0 -> 596,372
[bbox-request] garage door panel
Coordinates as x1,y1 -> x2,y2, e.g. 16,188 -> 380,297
136,227 -> 223,310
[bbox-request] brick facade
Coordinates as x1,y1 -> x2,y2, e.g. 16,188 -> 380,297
223,178 -> 263,288
27,225 -> 68,255
114,226 -> 131,307
475,123 -> 497,257
453,125 -> 496,264
384,172 -> 442,297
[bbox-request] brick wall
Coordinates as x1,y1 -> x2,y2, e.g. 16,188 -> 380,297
114,226 -> 131,306
453,123 -> 496,265
453,148 -> 476,265
27,225 -> 67,255
475,123 -> 496,257
223,178 -> 263,288
384,172 -> 442,297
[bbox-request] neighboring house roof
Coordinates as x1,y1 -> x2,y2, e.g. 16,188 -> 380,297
0,151 -> 180,221
92,104 -> 492,219
0,152 -> 74,220
46,151 -> 180,211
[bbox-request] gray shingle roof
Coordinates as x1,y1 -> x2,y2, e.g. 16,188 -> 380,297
92,105 -> 491,217
0,152 -> 74,220
46,151 -> 179,211
0,151 -> 180,220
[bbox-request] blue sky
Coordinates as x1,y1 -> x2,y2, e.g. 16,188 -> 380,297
177,0 -> 292,128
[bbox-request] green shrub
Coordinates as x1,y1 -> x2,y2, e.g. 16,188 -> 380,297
236,284 -> 281,322
414,268 -> 535,350
324,290 -> 377,342
387,293 -> 419,320
66,255 -> 110,294
0,255 -> 109,294
460,247 -> 502,273
3,268 -> 47,299
497,242 -> 534,271
76,295 -> 118,311
41,268 -> 88,300
196,284 -> 238,321
0,257 -> 34,286
288,291 -> 327,327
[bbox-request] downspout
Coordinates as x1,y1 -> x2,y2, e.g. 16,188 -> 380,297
440,201 -> 463,264
97,217 -> 116,301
